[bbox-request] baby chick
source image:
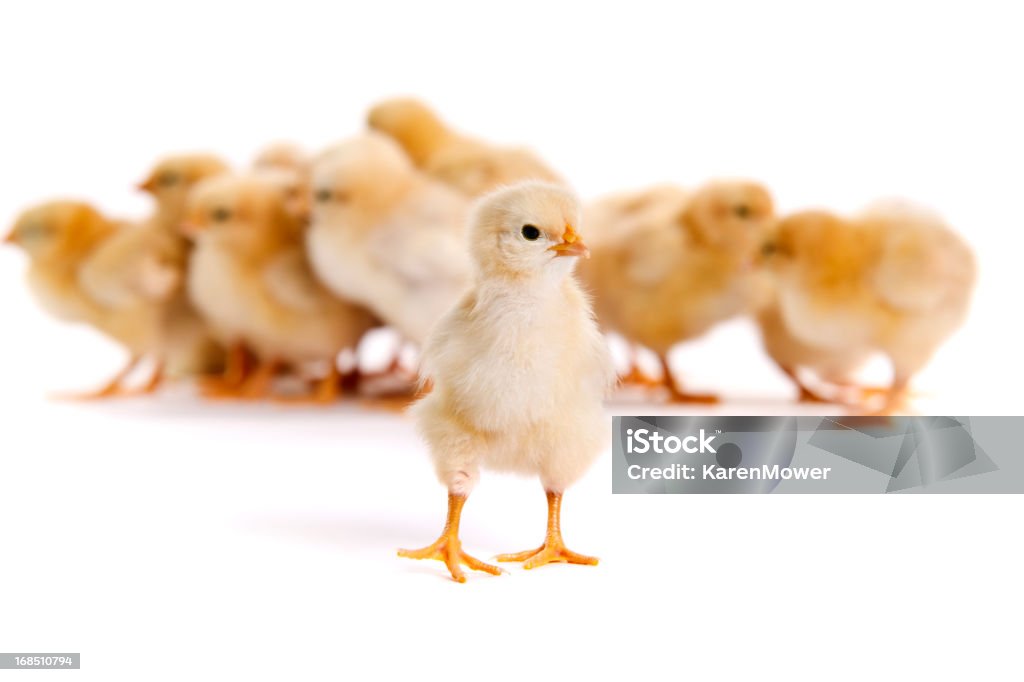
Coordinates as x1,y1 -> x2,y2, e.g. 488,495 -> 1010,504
5,201 -> 166,396
252,143 -> 312,223
252,142 -> 308,174
307,133 -> 472,346
367,97 -> 562,198
185,172 -> 375,401
138,153 -> 230,232
758,201 -> 976,412
134,153 -> 231,382
399,181 -> 614,583
577,181 -> 776,401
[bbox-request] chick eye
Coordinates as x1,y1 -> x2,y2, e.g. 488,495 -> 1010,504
521,224 -> 541,241
734,204 -> 752,219
159,173 -> 180,187
22,222 -> 52,240
314,188 -> 332,203
211,207 -> 232,222
761,241 -> 777,257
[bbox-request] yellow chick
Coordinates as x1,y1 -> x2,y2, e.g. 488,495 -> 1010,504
252,143 -> 312,223
758,201 -> 977,412
577,181 -> 776,401
307,133 -> 472,346
367,97 -> 562,198
138,153 -> 230,232
4,201 -> 166,396
252,142 -> 308,174
399,181 -> 614,583
185,173 -> 376,401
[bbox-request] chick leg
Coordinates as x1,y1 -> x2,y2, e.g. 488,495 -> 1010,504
879,376 -> 914,415
660,356 -> 719,404
56,355 -> 141,400
398,493 -> 503,583
199,343 -> 252,397
276,362 -> 341,405
621,345 -> 662,388
236,358 -> 282,400
121,361 -> 164,396
779,366 -> 832,403
496,491 -> 598,569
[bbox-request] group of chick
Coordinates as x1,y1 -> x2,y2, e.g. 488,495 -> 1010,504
5,98 -> 976,413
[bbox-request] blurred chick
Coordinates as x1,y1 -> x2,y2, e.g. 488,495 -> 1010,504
4,201 -> 167,396
578,181 -> 776,401
758,201 -> 976,412
307,133 -> 471,345
138,153 -> 230,232
252,142 -> 308,174
185,172 -> 375,401
367,97 -> 562,198
400,182 -> 614,582
253,143 -> 312,223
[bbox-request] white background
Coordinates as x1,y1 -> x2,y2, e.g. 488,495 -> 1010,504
1,1 -> 1022,680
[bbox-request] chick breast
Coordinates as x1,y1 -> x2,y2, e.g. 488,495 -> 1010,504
412,280 -> 614,495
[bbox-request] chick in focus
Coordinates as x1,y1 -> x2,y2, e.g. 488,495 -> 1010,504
307,133 -> 472,346
367,97 -> 562,198
400,181 -> 614,583
4,202 -> 167,396
758,202 -> 976,412
578,181 -> 776,401
185,173 -> 375,401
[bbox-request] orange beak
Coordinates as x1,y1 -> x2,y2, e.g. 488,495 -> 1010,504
179,221 -> 201,238
137,177 -> 157,193
548,223 -> 590,259
3,228 -> 19,246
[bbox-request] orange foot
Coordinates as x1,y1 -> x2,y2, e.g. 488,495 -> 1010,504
497,490 -> 599,570
666,385 -> 720,404
54,358 -> 164,400
797,384 -> 831,403
497,539 -> 599,570
620,366 -> 662,389
399,535 -> 503,583
398,493 -> 503,583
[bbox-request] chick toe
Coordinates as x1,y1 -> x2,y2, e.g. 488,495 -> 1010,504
398,494 -> 502,583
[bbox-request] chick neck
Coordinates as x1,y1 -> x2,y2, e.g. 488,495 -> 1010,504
33,215 -> 117,282
474,260 -> 579,306
151,199 -> 191,238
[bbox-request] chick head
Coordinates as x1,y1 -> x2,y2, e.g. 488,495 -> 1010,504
5,201 -> 109,260
366,98 -> 448,165
252,142 -> 306,173
310,133 -> 415,224
680,181 -> 775,256
138,153 -> 230,222
469,181 -> 586,280
759,210 -> 845,274
182,173 -> 297,247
